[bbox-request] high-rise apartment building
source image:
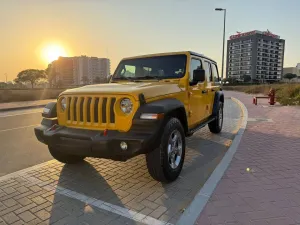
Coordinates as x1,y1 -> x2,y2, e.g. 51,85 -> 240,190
226,30 -> 285,83
52,56 -> 111,86
53,57 -> 74,85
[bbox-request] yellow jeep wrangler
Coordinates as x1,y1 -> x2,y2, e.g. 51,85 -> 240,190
35,51 -> 224,182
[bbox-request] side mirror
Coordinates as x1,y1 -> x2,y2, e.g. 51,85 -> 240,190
193,69 -> 206,83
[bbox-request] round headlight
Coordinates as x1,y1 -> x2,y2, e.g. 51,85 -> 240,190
120,98 -> 133,114
61,97 -> 67,111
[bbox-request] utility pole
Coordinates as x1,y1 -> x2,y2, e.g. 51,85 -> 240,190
215,8 -> 227,83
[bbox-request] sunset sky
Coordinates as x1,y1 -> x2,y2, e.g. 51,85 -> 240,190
1,0 -> 300,82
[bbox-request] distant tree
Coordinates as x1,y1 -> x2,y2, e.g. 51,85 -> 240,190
14,69 -> 46,88
0,82 -> 7,88
81,76 -> 89,85
93,76 -> 101,84
45,64 -> 54,87
223,77 -> 238,85
243,75 -> 252,83
284,73 -> 297,82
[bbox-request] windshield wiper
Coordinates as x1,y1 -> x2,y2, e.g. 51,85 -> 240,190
112,77 -> 136,81
135,76 -> 162,80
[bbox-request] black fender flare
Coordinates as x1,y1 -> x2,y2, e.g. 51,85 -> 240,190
133,98 -> 188,134
42,102 -> 57,118
212,91 -> 224,116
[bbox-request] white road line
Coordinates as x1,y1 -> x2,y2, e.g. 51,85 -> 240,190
0,124 -> 40,133
0,110 -> 42,118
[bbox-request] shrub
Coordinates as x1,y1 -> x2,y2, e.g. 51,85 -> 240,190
223,84 -> 300,106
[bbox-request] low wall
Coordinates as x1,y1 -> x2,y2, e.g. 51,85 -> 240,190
0,89 -> 66,103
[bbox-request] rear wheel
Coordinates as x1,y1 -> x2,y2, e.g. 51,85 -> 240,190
146,118 -> 185,182
208,102 -> 223,134
48,146 -> 85,164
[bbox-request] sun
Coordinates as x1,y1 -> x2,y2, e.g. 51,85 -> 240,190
42,44 -> 67,63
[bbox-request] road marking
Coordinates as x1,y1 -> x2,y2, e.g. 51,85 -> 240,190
0,110 -> 42,118
0,164 -> 172,225
0,124 -> 39,133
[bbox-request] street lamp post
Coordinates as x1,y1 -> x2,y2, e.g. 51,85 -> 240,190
215,8 -> 226,83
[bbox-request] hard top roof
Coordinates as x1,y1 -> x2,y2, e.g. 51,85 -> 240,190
122,51 -> 217,64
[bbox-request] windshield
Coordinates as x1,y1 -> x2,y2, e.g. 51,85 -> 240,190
112,54 -> 187,81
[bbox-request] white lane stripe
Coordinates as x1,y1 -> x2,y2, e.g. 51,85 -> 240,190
0,124 -> 40,133
0,110 -> 42,118
17,174 -> 172,225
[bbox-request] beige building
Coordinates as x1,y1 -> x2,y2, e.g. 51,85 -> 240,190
282,65 -> 300,82
283,67 -> 300,76
53,56 -> 111,86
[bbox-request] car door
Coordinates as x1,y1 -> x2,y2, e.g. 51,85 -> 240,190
203,60 -> 215,117
211,63 -> 221,111
188,58 -> 208,127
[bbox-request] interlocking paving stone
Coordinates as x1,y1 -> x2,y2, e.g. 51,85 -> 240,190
2,212 -> 19,224
18,211 -> 36,222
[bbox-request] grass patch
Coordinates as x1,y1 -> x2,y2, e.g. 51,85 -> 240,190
223,84 -> 300,106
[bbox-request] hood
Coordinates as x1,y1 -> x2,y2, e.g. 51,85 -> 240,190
62,82 -> 184,100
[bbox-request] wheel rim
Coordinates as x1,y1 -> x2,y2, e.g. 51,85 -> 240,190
219,106 -> 223,127
167,130 -> 183,169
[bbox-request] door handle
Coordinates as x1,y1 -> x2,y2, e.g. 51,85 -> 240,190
211,89 -> 216,92
202,90 -> 208,94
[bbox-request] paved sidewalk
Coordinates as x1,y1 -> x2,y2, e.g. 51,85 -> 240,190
196,91 -> 300,225
0,100 -> 56,112
0,99 -> 242,225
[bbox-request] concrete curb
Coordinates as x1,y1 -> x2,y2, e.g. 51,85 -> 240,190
0,104 -> 48,112
176,97 -> 248,225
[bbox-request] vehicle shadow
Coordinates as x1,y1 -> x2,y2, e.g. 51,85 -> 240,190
47,160 -> 139,225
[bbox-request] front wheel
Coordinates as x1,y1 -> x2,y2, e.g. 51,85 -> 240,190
208,102 -> 224,134
146,118 -> 186,182
48,146 -> 86,164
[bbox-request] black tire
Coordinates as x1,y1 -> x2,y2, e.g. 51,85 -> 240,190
48,146 -> 85,164
146,117 -> 186,182
208,102 -> 224,134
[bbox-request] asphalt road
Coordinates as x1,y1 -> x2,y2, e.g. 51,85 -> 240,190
0,108 -> 52,176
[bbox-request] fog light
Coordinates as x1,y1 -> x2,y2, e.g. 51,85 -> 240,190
120,142 -> 128,151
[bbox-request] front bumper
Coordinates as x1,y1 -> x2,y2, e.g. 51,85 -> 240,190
34,118 -> 162,161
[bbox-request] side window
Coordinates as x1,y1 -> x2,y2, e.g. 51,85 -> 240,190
204,61 -> 212,82
189,58 -> 202,83
211,64 -> 220,82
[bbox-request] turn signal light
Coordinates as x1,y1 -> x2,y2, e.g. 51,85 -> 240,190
140,113 -> 164,120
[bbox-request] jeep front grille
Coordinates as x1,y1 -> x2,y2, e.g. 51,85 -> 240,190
66,96 -> 116,127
